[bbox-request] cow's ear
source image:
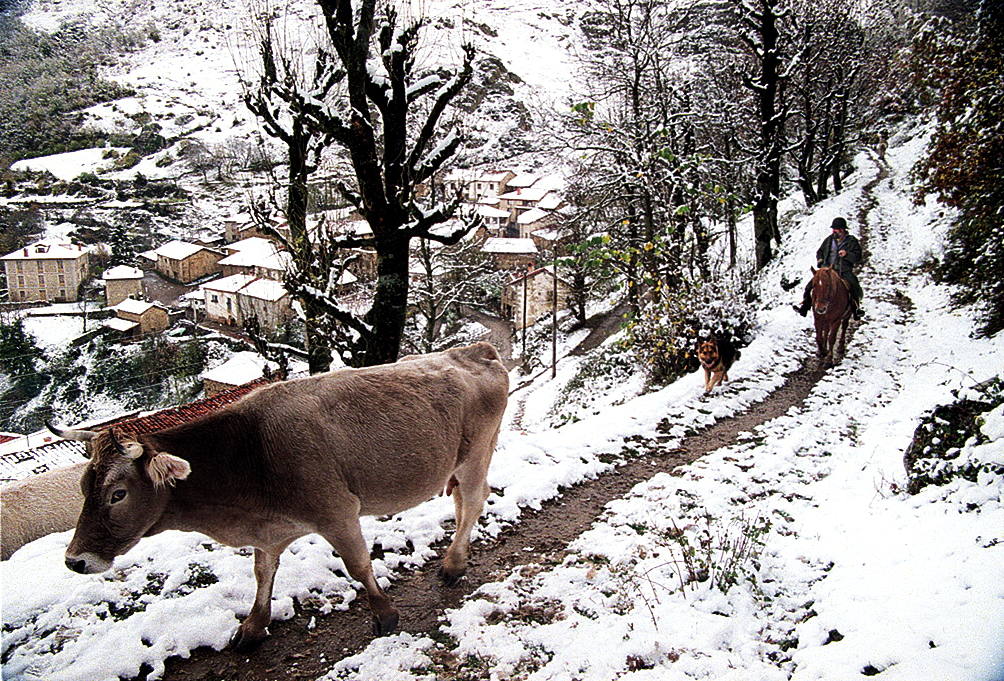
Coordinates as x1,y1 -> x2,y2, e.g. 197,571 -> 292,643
146,452 -> 191,487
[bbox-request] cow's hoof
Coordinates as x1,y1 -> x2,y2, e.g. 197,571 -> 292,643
372,610 -> 399,636
439,564 -> 466,586
229,624 -> 267,652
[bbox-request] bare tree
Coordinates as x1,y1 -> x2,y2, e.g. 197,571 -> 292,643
242,0 -> 477,368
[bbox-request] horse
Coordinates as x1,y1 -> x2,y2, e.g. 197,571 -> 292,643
811,266 -> 852,366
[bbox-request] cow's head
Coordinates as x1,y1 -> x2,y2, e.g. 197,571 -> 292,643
47,423 -> 190,574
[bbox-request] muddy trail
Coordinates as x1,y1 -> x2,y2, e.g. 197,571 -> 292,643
157,166 -> 887,681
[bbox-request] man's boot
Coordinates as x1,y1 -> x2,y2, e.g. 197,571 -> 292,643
792,301 -> 809,317
853,301 -> 864,320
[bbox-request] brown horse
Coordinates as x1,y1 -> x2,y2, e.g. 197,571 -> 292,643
811,266 -> 852,366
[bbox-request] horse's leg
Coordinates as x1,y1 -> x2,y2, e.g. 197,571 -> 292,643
837,315 -> 850,355
815,321 -> 827,358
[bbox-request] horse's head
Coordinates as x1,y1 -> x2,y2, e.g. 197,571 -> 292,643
811,267 -> 838,316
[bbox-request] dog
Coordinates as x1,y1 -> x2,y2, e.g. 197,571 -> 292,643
696,336 -> 740,394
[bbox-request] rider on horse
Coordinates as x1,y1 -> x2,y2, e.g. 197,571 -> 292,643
794,217 -> 865,319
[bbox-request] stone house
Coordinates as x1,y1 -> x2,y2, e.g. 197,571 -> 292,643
101,265 -> 144,306
1,241 -> 91,303
501,265 -> 572,330
154,240 -> 223,283
441,169 -> 516,201
201,274 -> 292,330
200,352 -> 277,397
218,237 -> 291,281
481,237 -> 538,270
108,298 -> 170,337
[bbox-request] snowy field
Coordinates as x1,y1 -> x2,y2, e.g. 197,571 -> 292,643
2,126 -> 1002,680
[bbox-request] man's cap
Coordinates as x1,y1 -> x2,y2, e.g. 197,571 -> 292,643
830,217 -> 848,231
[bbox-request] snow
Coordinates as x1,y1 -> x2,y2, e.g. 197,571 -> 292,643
153,240 -> 208,261
9,147 -> 131,181
200,352 -> 276,387
1,2 -> 1001,678
113,298 -> 159,315
102,265 -> 144,281
3,129 -> 1002,681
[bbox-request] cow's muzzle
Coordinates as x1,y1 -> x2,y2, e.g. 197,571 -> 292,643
64,551 -> 112,574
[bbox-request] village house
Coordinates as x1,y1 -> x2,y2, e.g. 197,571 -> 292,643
107,298 -> 170,337
1,241 -> 91,303
441,169 -> 516,201
501,265 -> 572,330
218,237 -> 291,281
153,240 -> 223,284
516,207 -> 558,240
475,204 -> 514,239
481,237 -> 538,270
200,352 -> 277,397
101,265 -> 144,306
497,182 -> 557,221
201,273 -> 292,330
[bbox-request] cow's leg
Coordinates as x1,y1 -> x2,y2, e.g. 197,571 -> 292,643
440,473 -> 489,585
319,518 -> 398,635
231,540 -> 291,651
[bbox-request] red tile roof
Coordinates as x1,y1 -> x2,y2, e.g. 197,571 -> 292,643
0,433 -> 19,445
94,377 -> 274,436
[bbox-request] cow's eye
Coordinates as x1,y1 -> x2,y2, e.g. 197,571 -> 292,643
110,489 -> 127,504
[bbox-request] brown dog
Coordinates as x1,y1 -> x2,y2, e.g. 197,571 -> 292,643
697,337 -> 739,393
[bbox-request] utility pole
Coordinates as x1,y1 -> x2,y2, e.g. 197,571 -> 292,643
551,256 -> 558,379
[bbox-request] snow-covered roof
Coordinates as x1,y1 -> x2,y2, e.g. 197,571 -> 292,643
137,249 -> 158,262
218,239 -> 291,271
224,236 -> 275,254
114,298 -> 160,316
498,183 -> 553,203
200,352 -> 276,387
536,192 -> 563,211
482,237 -> 538,255
154,240 -> 207,261
517,207 -> 552,225
1,241 -> 90,261
505,172 -> 540,189
477,204 -> 511,219
102,265 -> 144,280
201,273 -> 256,294
104,317 -> 139,332
239,278 -> 288,302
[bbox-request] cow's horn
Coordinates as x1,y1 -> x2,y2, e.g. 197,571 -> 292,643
46,421 -> 97,442
110,429 -> 143,459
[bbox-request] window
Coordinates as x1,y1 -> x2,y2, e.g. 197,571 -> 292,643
58,274 -> 65,284
37,275 -> 45,286
60,289 -> 66,298
211,294 -> 219,303
16,261 -> 23,272
36,261 -> 43,271
57,261 -> 64,272
17,276 -> 24,287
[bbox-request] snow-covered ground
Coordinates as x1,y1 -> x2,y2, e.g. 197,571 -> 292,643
2,123 -> 1002,681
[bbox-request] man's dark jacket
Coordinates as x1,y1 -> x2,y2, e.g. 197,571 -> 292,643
816,233 -> 862,278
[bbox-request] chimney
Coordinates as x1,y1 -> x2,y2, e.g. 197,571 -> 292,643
23,248 -> 28,256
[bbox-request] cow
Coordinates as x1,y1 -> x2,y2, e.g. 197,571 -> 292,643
48,342 -> 508,650
1,462 -> 86,561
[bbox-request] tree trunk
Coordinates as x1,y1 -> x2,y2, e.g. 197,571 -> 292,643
363,235 -> 410,366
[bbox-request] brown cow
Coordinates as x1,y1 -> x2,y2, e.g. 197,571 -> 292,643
49,342 -> 508,650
